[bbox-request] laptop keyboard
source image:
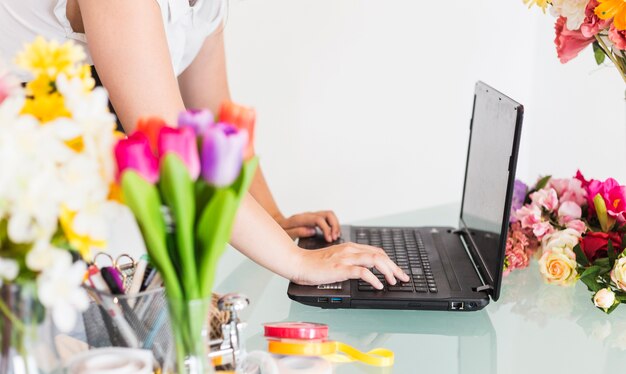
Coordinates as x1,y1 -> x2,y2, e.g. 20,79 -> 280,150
355,228 -> 438,293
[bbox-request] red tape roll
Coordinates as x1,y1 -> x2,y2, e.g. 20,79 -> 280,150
264,322 -> 329,341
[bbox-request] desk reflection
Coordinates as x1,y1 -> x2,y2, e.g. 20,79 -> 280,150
219,257 -> 498,374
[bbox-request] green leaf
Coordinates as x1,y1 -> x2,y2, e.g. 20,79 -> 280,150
231,157 -> 259,201
195,181 -> 215,220
534,175 -> 552,191
195,158 -> 258,297
121,171 -> 182,300
580,275 -> 602,293
160,154 -> 199,299
608,240 -> 617,268
593,41 -> 606,65
573,244 -> 590,267
595,257 -> 610,267
580,265 -> 601,280
196,189 -> 238,297
594,194 -> 610,232
616,294 -> 626,302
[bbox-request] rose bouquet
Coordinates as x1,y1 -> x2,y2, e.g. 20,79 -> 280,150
508,171 -> 626,313
114,104 -> 257,372
524,0 -> 626,83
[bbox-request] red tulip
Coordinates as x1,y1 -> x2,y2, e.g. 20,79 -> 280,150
158,126 -> 201,180
218,101 -> 255,159
136,117 -> 167,155
114,132 -> 159,184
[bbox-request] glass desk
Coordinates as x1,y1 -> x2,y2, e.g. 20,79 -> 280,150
213,204 -> 626,374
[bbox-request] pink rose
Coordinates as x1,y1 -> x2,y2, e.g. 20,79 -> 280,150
548,178 -> 587,206
555,16 -> 595,63
609,24 -> 626,50
566,219 -> 587,234
558,201 -> 582,223
580,0 -> 611,38
530,188 -> 559,212
533,221 -> 555,240
516,204 -> 542,229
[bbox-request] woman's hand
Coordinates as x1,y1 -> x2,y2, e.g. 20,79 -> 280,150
278,211 -> 341,242
292,243 -> 410,289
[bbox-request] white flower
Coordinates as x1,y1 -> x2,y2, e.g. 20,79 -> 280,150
538,247 -> 578,286
593,288 -> 616,311
610,257 -> 626,291
550,0 -> 591,31
541,228 -> 581,252
36,249 -> 88,333
0,257 -> 19,281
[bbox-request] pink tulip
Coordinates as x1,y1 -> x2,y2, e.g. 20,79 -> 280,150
157,126 -> 201,180
114,132 -> 159,184
200,123 -> 247,187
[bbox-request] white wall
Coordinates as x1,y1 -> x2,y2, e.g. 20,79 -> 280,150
224,0 -> 626,223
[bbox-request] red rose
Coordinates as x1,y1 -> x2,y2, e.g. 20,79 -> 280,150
580,232 -> 622,261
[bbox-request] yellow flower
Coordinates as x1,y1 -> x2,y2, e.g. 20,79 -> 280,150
25,73 -> 54,97
76,64 -> 95,93
596,0 -> 626,30
538,247 -> 579,286
60,206 -> 106,262
21,92 -> 72,123
523,0 -> 550,12
15,37 -> 85,79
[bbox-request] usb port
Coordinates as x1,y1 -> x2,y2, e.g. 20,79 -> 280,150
330,297 -> 342,304
317,297 -> 328,303
450,301 -> 464,310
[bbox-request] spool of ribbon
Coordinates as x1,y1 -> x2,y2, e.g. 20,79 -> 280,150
264,322 -> 328,341
267,340 -> 394,367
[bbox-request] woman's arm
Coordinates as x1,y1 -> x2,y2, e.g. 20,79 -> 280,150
231,194 -> 409,288
77,0 -> 185,130
178,32 -> 341,242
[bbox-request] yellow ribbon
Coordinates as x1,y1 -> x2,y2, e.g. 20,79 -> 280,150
267,340 -> 394,367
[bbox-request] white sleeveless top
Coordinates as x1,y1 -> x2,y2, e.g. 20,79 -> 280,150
0,0 -> 226,81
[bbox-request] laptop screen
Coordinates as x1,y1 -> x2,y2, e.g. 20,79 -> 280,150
459,82 -> 523,301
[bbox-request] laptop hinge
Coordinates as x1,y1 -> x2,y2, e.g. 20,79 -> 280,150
473,284 -> 493,293
452,230 -> 492,296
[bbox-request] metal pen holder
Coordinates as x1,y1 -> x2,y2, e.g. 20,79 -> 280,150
82,283 -> 250,370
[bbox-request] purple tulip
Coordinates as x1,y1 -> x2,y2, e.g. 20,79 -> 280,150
158,126 -> 201,180
115,132 -> 160,184
178,109 -> 215,135
200,123 -> 248,187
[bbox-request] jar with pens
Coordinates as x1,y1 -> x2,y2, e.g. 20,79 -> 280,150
110,103 -> 258,373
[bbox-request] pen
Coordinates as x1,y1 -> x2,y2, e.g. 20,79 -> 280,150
140,267 -> 157,293
101,266 -> 125,295
87,266 -> 139,348
127,254 -> 149,307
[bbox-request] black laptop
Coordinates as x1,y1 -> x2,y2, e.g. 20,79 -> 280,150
288,82 -> 524,311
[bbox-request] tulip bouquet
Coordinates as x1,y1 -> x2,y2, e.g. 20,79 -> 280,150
0,37 -> 119,334
114,103 -> 257,372
507,171 -> 626,313
524,0 -> 626,83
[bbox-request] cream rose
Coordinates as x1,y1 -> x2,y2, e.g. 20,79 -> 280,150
610,257 -> 626,291
541,229 -> 581,253
594,288 -> 616,311
538,247 -> 578,286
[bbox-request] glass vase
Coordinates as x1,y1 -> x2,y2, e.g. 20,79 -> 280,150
0,282 -> 60,374
164,297 -> 215,374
